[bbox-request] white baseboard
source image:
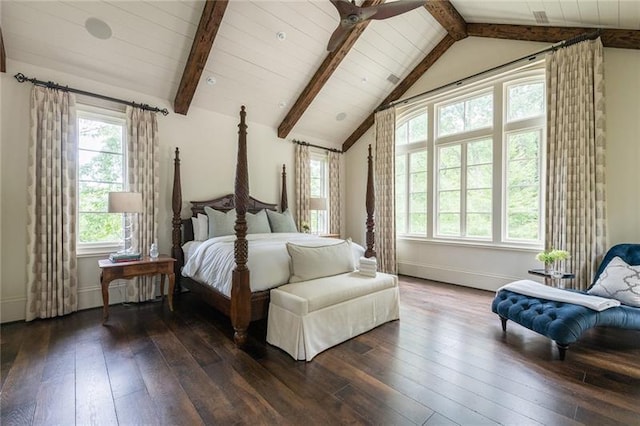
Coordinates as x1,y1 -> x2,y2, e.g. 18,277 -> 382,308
0,281 -> 150,324
1,296 -> 27,323
398,261 -> 523,292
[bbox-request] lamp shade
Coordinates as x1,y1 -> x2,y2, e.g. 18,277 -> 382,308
108,192 -> 143,213
309,197 -> 327,210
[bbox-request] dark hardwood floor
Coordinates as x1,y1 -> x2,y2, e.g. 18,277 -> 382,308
2,276 -> 639,425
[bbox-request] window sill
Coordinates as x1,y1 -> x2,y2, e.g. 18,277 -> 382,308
397,235 -> 542,253
77,243 -> 121,258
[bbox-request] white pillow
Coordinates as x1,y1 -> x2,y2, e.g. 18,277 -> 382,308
588,256 -> 640,307
191,213 -> 210,241
286,239 -> 355,283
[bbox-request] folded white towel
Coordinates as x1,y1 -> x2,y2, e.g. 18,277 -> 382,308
357,269 -> 376,277
359,256 -> 377,266
358,263 -> 376,270
498,279 -> 620,312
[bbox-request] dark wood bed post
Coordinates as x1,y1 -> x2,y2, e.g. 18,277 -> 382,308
365,144 -> 376,258
231,106 -> 251,348
280,164 -> 288,212
172,148 -> 184,288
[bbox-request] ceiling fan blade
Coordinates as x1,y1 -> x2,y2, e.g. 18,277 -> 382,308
327,23 -> 353,52
370,1 -> 425,20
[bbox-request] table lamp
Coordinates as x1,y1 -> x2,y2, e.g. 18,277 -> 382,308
108,191 -> 143,254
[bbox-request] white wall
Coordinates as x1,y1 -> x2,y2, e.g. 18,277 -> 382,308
345,37 -> 640,292
0,59 -> 340,323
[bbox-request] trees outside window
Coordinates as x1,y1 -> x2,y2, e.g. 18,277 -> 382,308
77,108 -> 126,252
395,66 -> 545,247
309,153 -> 328,234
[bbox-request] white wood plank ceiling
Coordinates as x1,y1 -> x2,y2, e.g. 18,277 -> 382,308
2,1 -> 639,145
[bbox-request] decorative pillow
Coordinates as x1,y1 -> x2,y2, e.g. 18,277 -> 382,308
266,209 -> 298,233
204,206 -> 236,238
588,256 -> 640,307
286,239 -> 355,283
190,213 -> 209,241
247,209 -> 271,234
191,217 -> 200,241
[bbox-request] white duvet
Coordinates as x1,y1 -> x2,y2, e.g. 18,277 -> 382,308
181,233 -> 365,297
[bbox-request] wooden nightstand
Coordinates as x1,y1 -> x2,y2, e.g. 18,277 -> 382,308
98,255 -> 176,323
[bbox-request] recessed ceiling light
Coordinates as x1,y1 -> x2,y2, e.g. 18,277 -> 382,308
206,76 -> 216,86
276,31 -> 287,41
361,77 -> 368,84
336,112 -> 347,121
85,17 -> 112,40
279,101 -> 287,108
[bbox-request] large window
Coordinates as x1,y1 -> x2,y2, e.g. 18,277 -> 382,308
309,153 -> 328,234
77,107 -> 126,252
395,66 -> 545,247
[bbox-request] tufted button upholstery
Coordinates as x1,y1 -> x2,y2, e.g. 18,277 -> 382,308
492,290 -> 603,345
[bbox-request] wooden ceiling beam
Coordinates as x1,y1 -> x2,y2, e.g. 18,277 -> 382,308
342,34 -> 455,152
424,0 -> 467,40
1,26 -> 6,73
277,0 -> 384,139
467,24 -> 640,50
174,0 -> 228,115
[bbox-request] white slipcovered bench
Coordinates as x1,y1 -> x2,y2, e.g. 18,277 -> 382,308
266,271 -> 400,361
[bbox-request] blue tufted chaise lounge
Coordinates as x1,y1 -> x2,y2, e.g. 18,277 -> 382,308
492,243 -> 640,360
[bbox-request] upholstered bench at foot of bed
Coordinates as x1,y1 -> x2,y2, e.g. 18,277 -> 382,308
267,272 -> 400,361
492,290 -> 640,360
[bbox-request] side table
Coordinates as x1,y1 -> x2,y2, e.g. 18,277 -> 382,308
98,255 -> 176,323
528,268 -> 575,288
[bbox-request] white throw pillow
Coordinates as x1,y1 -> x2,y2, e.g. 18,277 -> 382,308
191,217 -> 200,241
286,239 -> 355,283
588,256 -> 640,307
194,213 -> 208,241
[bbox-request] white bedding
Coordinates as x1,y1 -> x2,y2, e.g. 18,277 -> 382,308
181,233 -> 365,297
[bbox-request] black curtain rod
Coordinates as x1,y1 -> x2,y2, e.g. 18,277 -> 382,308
376,29 -> 602,113
14,73 -> 169,116
292,139 -> 342,154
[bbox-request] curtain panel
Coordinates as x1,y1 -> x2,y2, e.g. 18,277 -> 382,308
545,38 -> 607,290
328,151 -> 341,235
374,108 -> 397,274
26,86 -> 78,321
127,106 -> 160,302
295,144 -> 310,231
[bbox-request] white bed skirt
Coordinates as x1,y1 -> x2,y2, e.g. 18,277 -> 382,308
267,286 -> 400,361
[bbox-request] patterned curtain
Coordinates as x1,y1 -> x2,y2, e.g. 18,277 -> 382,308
545,38 -> 607,290
328,151 -> 341,235
127,106 -> 159,301
295,144 -> 310,230
26,86 -> 78,321
374,108 -> 397,274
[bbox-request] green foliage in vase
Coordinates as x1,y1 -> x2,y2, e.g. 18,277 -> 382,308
536,249 -> 570,264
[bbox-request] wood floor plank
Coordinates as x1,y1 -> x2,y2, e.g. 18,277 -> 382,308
2,276 -> 639,425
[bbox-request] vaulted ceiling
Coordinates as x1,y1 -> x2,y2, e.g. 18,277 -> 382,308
1,1 -> 639,151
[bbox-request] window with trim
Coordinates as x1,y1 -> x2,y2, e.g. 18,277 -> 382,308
309,153 -> 328,234
77,107 -> 127,253
395,66 -> 545,247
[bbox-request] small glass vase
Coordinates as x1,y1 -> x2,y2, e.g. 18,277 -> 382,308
149,243 -> 159,259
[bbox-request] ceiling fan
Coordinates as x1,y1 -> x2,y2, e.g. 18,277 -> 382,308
327,0 -> 426,51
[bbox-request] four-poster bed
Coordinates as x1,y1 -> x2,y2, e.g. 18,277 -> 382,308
171,106 -> 377,348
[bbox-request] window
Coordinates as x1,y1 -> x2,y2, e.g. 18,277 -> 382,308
77,107 -> 126,252
395,65 -> 545,247
309,153 -> 328,234
395,111 -> 428,235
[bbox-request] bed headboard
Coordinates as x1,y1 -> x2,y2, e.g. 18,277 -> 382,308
189,194 -> 277,216
180,194 -> 278,242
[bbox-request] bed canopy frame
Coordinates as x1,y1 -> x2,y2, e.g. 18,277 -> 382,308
171,106 -> 376,348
